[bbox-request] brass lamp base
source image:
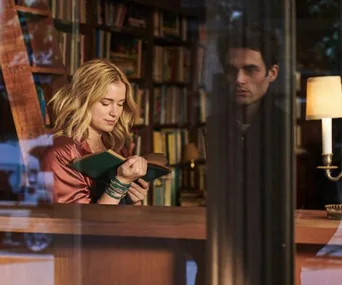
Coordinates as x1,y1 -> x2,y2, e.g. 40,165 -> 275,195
317,153 -> 342,182
325,204 -> 342,220
317,154 -> 342,219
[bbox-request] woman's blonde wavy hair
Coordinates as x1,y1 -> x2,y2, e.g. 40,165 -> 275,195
50,59 -> 138,152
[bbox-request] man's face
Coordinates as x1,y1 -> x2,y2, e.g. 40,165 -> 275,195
223,48 -> 278,105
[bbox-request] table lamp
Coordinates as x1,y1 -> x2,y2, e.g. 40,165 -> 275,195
182,143 -> 200,189
306,75 -> 342,218
179,143 -> 204,206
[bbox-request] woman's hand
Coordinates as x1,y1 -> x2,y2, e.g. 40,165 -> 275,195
128,179 -> 149,205
116,156 -> 147,184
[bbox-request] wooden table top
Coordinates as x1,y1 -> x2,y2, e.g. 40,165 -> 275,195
0,203 -> 206,240
0,204 -> 340,244
295,210 -> 342,245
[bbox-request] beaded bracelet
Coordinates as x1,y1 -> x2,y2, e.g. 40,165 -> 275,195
113,177 -> 131,189
105,176 -> 131,200
105,188 -> 127,200
105,185 -> 127,200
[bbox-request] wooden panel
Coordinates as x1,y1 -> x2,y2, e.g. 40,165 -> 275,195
0,206 -> 341,244
0,235 -> 189,285
0,204 -> 206,240
54,235 -> 187,285
0,1 -> 46,165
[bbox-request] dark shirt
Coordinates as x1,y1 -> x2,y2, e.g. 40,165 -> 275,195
237,96 -> 289,284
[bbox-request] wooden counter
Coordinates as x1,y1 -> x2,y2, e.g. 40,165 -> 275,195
295,210 -> 342,245
0,205 -> 341,285
0,204 -> 206,239
0,204 -> 206,285
0,205 -> 340,243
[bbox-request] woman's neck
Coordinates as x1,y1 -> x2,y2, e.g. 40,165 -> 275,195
87,127 -> 106,152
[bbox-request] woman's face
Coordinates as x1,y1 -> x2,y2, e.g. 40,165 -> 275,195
89,81 -> 126,134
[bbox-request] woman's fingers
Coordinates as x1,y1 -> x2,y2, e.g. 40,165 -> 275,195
130,157 -> 147,176
122,156 -> 139,170
137,179 -> 149,189
128,181 -> 149,203
118,156 -> 148,183
128,186 -> 145,201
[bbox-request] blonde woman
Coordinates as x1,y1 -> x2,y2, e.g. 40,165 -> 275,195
42,59 -> 149,205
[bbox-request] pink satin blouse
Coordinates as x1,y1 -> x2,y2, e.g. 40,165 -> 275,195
41,136 -> 98,203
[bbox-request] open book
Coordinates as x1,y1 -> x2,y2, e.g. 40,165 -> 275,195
69,150 -> 171,182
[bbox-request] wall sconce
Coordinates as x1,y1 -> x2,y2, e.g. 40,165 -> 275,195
306,76 -> 342,218
306,76 -> 342,180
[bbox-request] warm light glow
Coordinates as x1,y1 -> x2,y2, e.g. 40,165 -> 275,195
306,76 -> 342,120
306,76 -> 342,154
182,143 -> 200,163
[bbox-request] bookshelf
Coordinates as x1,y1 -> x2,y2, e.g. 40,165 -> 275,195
0,0 -> 207,206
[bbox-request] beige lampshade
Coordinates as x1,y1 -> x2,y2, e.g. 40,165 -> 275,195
306,76 -> 342,120
182,143 -> 200,163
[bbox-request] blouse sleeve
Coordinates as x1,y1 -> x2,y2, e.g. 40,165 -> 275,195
41,145 -> 92,204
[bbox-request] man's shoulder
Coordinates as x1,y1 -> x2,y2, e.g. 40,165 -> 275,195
273,102 -> 290,124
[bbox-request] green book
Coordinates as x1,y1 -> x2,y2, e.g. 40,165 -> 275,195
69,149 -> 171,182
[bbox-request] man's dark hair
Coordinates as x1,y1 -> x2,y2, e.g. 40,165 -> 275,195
217,22 -> 280,71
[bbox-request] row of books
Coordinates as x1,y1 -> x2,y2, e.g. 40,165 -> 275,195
131,84 -> 149,126
33,74 -> 67,129
96,0 -> 147,29
153,10 -> 188,40
153,129 -> 189,165
57,31 -> 86,75
198,23 -> 207,46
179,164 -> 207,207
153,46 -> 191,83
153,86 -> 188,125
96,1 -> 190,40
197,89 -> 209,124
128,131 -> 142,156
95,30 -> 143,78
151,164 -> 207,206
150,168 -> 181,206
197,46 -> 206,86
197,127 -> 207,160
50,0 -> 87,23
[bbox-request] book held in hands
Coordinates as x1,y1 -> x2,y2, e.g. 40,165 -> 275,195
69,150 -> 171,182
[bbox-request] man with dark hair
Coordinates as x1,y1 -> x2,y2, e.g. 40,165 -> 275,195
217,23 -> 281,126
217,24 -> 280,70
210,23 -> 290,284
